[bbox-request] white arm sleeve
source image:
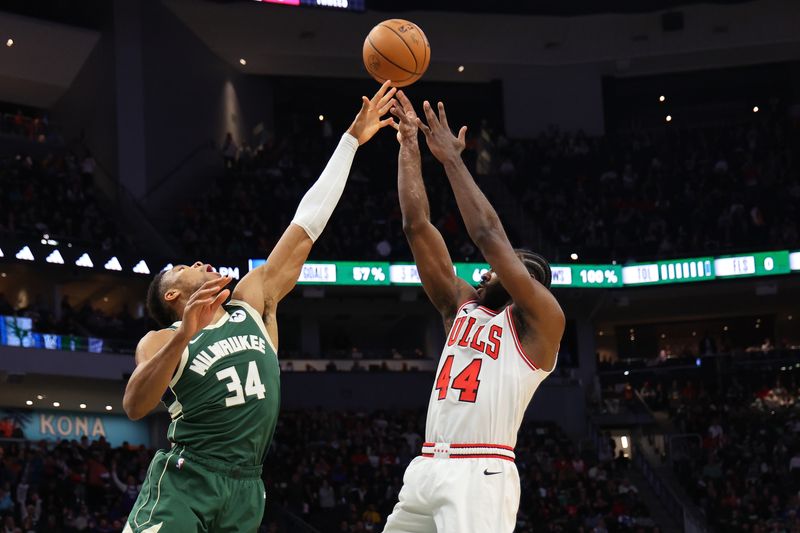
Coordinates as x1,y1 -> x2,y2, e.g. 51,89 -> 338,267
291,133 -> 359,242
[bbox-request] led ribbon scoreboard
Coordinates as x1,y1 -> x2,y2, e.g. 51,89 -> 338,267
0,238 -> 797,290
247,250 -> 800,288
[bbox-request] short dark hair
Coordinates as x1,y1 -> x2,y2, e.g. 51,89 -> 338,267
515,249 -> 552,289
146,271 -> 177,327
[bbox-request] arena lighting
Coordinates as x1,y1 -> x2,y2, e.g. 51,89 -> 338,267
665,115 -> 673,122
318,115 -> 324,121
6,38 -> 13,47
753,106 -> 759,113
620,436 -> 629,449
623,370 -> 630,376
45,250 -> 65,264
457,65 -> 465,73
132,260 -> 151,275
25,400 -> 32,406
104,257 -> 123,271
0,247 -> 3,257
52,402 -> 60,407
15,246 -> 34,261
695,358 -> 702,367
570,253 -> 578,261
80,403 -> 87,409
239,58 -> 247,65
75,253 -> 94,268
659,95 -> 666,102
36,395 -> 44,400
105,405 -> 113,411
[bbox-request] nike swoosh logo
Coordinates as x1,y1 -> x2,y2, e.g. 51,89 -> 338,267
461,308 -> 470,314
188,333 -> 205,345
483,469 -> 502,476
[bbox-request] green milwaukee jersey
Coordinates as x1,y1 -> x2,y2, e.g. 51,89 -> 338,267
163,299 -> 280,467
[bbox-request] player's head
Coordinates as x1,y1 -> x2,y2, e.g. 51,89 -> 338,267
476,249 -> 552,311
146,262 -> 220,327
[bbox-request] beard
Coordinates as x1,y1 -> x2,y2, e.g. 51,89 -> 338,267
478,282 -> 511,311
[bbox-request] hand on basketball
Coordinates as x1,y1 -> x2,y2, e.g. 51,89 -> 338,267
347,80 -> 397,146
177,276 -> 232,339
416,101 -> 467,164
389,90 -> 420,145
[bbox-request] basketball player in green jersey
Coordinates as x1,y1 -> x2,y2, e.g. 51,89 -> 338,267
122,81 -> 397,533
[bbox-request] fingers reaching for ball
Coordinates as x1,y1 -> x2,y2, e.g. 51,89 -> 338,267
347,81 -> 398,146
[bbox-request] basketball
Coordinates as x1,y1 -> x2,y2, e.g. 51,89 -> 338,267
362,19 -> 430,87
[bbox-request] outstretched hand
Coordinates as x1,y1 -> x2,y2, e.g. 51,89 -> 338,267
416,101 -> 467,164
389,90 -> 419,145
347,80 -> 398,146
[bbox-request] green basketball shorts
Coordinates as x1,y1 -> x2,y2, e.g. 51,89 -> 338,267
124,446 -> 265,533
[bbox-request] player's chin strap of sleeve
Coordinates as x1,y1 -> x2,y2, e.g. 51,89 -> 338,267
291,132 -> 359,242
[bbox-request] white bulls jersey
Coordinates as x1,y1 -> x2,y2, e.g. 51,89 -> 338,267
424,300 -> 555,448
384,300 -> 557,533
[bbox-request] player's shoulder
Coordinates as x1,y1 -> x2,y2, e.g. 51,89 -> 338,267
456,298 -> 480,314
225,298 -> 255,313
135,328 -> 179,363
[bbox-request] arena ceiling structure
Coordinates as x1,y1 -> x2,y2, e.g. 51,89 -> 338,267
212,0 -> 756,16
0,0 -> 797,108
0,11 -> 99,107
162,0 -> 800,81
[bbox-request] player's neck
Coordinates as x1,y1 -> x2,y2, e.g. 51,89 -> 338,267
212,307 -> 227,323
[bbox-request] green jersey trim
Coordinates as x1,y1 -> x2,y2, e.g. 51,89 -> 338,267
167,398 -> 183,419
168,346 -> 190,388
203,310 -> 231,330
168,308 -> 231,332
228,299 -> 277,354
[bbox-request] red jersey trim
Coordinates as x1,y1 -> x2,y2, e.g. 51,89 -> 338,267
475,305 -> 499,316
421,453 -> 515,462
423,442 -> 514,451
505,306 -> 539,371
455,299 -> 478,316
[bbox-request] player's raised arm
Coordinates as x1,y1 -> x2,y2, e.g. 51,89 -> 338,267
232,81 -> 397,347
416,101 -> 564,370
390,92 -> 476,326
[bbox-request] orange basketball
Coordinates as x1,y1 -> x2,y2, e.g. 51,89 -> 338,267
362,19 -> 430,87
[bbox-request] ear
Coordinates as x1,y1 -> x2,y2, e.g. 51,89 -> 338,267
164,288 -> 181,303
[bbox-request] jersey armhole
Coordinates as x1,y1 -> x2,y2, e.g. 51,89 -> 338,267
506,306 -> 548,373
228,298 -> 278,354
169,346 -> 190,388
455,299 -> 478,315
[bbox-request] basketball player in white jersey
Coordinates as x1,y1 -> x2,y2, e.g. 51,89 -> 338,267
383,92 -> 565,533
